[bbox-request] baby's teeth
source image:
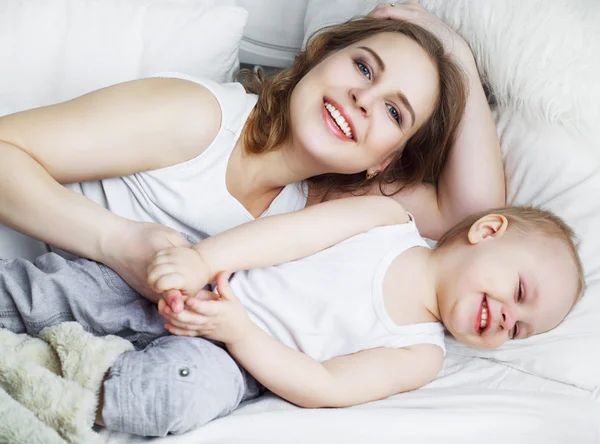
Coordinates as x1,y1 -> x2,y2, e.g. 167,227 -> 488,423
479,304 -> 489,330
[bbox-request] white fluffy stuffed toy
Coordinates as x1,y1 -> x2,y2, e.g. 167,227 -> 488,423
0,323 -> 133,444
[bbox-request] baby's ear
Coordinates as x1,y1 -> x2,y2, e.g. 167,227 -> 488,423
467,214 -> 508,245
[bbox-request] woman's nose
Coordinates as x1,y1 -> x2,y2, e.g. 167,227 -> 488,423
350,88 -> 369,117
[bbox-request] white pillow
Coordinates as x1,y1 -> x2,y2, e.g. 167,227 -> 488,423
416,0 -> 600,132
236,0 -> 309,68
444,110 -> 600,395
0,0 -> 247,115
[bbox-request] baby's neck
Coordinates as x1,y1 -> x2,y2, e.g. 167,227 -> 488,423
417,247 -> 443,322
383,246 -> 441,326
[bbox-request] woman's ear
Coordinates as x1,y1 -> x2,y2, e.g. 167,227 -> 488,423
467,214 -> 508,245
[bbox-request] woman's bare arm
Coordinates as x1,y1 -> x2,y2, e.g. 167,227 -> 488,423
368,3 -> 505,240
0,78 -> 221,298
0,77 -> 221,258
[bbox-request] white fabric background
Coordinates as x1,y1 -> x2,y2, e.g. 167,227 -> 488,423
0,0 -> 247,115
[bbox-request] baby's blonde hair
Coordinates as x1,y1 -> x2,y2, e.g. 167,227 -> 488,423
437,206 -> 585,305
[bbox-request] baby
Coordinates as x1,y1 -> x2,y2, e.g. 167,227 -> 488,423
150,196 -> 584,408
0,196 -> 584,433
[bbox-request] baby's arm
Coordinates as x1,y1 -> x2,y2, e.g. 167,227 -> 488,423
195,195 -> 407,279
231,332 -> 443,408
149,195 -> 408,309
164,274 -> 444,407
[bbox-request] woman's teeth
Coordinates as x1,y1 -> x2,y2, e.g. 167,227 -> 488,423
324,101 -> 353,140
480,299 -> 488,330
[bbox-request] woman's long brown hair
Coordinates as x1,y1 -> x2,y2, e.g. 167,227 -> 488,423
240,17 -> 468,196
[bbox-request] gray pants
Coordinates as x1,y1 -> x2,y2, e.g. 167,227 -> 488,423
0,254 -> 262,436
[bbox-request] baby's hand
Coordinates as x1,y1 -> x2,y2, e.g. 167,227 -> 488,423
159,272 -> 252,345
147,246 -> 210,313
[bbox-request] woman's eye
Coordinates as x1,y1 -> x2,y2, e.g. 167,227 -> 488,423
387,104 -> 401,124
356,61 -> 371,80
512,322 -> 519,340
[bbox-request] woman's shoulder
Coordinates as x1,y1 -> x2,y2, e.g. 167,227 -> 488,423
149,72 -> 258,133
122,73 -> 258,171
132,73 -> 259,179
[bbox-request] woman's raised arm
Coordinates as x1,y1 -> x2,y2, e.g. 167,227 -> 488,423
369,2 -> 505,240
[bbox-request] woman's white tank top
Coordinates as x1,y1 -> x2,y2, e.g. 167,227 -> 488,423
64,73 -> 307,241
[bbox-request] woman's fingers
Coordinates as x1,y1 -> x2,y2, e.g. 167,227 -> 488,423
368,1 -> 464,55
368,1 -> 429,24
371,2 -> 386,12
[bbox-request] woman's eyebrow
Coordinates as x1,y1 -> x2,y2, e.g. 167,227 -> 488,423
358,45 -> 416,127
358,45 -> 386,71
395,92 -> 415,128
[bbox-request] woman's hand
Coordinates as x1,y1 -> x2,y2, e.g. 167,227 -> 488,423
369,1 -> 472,61
101,220 -> 192,303
159,272 -> 253,345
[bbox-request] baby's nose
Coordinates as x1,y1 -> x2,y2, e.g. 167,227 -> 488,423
500,305 -> 516,331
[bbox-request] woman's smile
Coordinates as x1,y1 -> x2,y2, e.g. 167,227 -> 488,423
322,97 -> 356,142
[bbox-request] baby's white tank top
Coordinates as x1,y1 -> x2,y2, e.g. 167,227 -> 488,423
64,73 -> 307,241
230,217 -> 446,363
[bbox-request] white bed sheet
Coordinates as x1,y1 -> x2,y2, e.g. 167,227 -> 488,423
98,353 -> 600,444
98,389 -> 599,444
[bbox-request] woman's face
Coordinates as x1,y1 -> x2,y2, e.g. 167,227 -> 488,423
289,32 -> 440,175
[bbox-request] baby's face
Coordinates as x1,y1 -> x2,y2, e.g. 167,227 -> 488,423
437,231 -> 580,349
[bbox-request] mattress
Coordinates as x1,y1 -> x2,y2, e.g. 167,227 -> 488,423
97,353 -> 600,443
98,389 -> 599,444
